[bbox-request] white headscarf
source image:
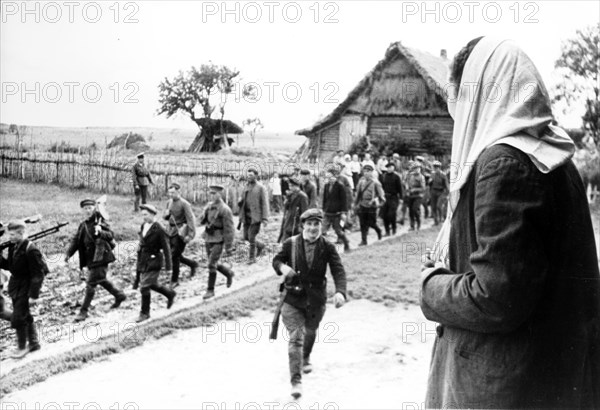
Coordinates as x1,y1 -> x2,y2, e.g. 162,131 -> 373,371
431,37 -> 575,266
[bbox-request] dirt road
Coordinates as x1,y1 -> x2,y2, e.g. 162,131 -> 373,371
1,300 -> 435,410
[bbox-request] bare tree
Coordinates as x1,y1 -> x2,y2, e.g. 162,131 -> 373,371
242,118 -> 264,147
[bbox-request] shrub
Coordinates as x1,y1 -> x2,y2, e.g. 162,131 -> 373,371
419,126 -> 446,156
107,133 -> 150,151
348,131 -> 418,158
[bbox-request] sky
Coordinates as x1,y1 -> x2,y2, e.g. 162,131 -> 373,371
1,0 -> 598,133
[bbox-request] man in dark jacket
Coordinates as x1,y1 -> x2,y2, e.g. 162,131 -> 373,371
273,208 -> 347,399
132,152 -> 154,212
278,177 -> 308,243
428,160 -> 449,225
65,199 -> 126,322
379,162 -> 404,236
322,168 -> 350,252
135,204 -> 175,322
0,221 -> 46,359
199,185 -> 235,300
238,168 -> 270,264
300,169 -> 318,209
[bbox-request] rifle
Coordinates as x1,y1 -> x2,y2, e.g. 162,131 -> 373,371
0,222 -> 69,251
270,236 -> 297,340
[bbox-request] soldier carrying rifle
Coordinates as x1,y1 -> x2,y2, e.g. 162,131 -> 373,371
0,220 -> 47,359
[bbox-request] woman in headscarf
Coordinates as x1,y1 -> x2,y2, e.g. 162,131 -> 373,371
420,37 -> 600,409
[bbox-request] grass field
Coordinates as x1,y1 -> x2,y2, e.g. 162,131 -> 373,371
0,123 -> 305,154
0,178 -> 208,254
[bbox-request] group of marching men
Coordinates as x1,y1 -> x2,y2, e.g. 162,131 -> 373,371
1,151 -> 442,398
274,152 -> 450,250
0,157 -> 350,399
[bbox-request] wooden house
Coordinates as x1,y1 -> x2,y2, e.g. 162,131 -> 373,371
294,42 -> 453,162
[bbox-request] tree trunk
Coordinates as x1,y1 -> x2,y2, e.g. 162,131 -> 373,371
188,119 -> 218,153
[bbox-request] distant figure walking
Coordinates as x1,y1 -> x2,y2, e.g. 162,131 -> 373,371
132,152 -> 154,212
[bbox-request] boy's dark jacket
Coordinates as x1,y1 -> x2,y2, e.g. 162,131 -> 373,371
136,221 -> 172,273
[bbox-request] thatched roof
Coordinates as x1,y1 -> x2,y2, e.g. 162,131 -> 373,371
214,119 -> 243,135
296,42 -> 450,136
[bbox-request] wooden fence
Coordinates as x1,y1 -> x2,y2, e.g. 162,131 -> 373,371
0,149 -> 450,210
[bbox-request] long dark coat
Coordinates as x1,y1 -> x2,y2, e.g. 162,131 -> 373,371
66,215 -> 116,269
273,234 -> 347,310
420,144 -> 600,409
137,221 -> 172,274
278,190 -> 308,242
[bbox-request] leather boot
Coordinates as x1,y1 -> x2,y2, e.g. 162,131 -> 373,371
75,287 -> 95,322
341,234 -> 351,253
27,322 -> 41,352
11,326 -> 29,359
256,242 -> 265,258
218,264 -> 235,288
101,281 -> 126,309
140,290 -> 151,315
150,284 -> 176,309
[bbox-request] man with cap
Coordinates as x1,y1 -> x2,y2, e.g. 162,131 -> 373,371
299,169 -> 318,209
272,208 -> 347,399
66,199 -> 127,322
132,153 -> 154,212
134,204 -> 175,322
238,168 -> 270,264
354,164 -> 385,245
379,162 -> 404,236
406,161 -> 426,231
428,160 -> 449,226
322,167 -> 350,252
163,183 -> 199,287
278,176 -> 309,243
0,220 -> 47,358
199,185 -> 236,300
